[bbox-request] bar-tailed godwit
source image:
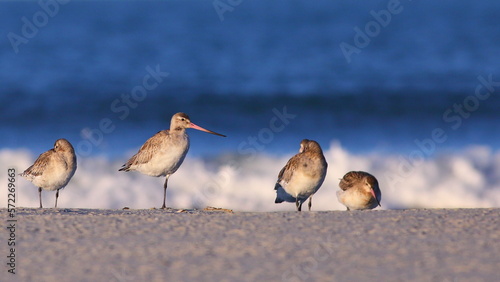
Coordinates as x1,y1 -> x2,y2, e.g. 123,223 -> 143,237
337,171 -> 382,210
20,138 -> 77,208
119,112 -> 225,209
274,139 -> 328,211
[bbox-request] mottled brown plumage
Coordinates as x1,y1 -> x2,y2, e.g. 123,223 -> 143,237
337,171 -> 381,210
119,112 -> 225,209
274,139 -> 328,211
120,130 -> 180,174
20,139 -> 77,208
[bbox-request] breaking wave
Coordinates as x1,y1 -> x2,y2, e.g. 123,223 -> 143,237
2,141 -> 500,211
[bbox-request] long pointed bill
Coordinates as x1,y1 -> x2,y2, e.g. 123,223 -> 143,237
190,123 -> 226,137
371,188 -> 381,207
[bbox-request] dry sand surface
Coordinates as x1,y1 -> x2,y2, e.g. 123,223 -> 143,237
2,208 -> 499,282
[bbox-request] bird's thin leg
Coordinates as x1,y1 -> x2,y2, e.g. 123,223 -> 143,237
308,197 -> 312,211
161,175 -> 170,209
296,198 -> 302,212
39,187 -> 43,208
55,189 -> 59,208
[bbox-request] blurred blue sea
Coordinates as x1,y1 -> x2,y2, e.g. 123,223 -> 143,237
1,0 -> 499,158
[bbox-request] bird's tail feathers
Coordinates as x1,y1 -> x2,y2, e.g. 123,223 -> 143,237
118,165 -> 130,172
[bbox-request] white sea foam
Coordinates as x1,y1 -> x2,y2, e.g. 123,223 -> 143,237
2,142 -> 500,211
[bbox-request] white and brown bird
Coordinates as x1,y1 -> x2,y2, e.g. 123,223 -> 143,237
274,139 -> 328,211
119,112 -> 226,209
337,171 -> 381,210
20,138 -> 77,208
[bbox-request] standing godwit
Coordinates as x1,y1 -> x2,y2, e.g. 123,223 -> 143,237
20,138 -> 77,208
337,171 -> 382,210
274,139 -> 328,211
119,112 -> 226,209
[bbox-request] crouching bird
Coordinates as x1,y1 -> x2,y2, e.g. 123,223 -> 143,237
337,171 -> 381,210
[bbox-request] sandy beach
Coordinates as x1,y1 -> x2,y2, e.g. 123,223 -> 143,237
3,208 -> 499,282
